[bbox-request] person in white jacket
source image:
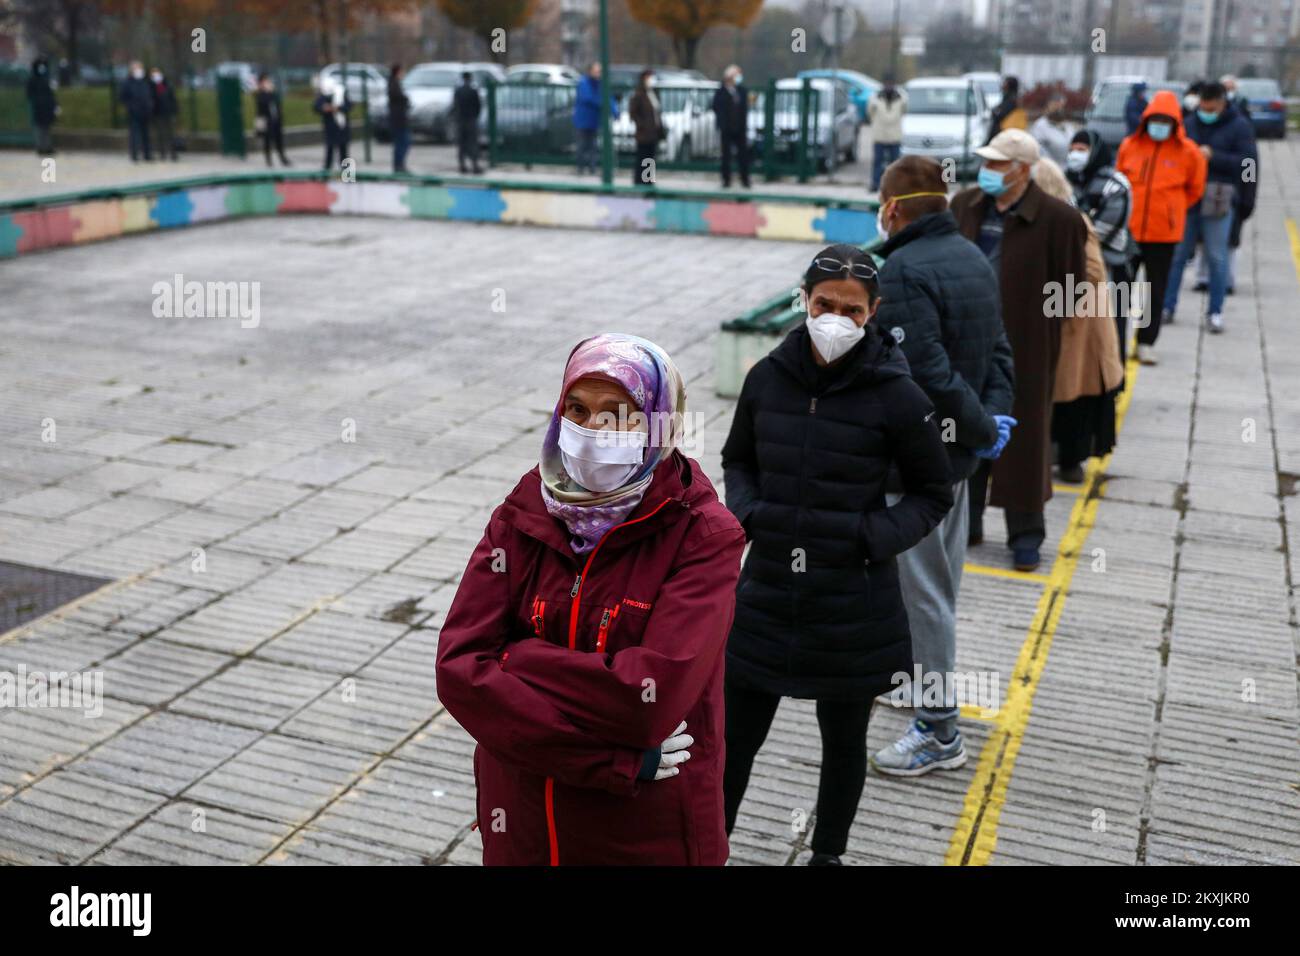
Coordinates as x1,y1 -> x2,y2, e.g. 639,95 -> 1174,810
867,74 -> 906,192
1030,93 -> 1073,167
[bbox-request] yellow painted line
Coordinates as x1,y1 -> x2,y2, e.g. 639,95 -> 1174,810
1052,482 -> 1085,496
946,353 -> 1141,865
959,704 -> 1000,722
1287,218 -> 1300,283
964,562 -> 1049,584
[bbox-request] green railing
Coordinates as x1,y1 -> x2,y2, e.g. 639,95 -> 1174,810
486,78 -> 830,183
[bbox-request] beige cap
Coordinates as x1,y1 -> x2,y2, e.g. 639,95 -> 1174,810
974,128 -> 1040,165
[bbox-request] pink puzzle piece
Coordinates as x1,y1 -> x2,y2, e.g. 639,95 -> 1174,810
702,201 -> 764,237
15,207 -> 77,253
276,181 -> 338,214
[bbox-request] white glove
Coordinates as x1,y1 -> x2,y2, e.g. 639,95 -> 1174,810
654,720 -> 693,780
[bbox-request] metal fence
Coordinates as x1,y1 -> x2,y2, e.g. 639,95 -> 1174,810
486,78 -> 833,183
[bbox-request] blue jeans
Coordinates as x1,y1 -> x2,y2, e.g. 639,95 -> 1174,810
392,127 -> 411,171
1165,204 -> 1233,316
871,141 -> 900,191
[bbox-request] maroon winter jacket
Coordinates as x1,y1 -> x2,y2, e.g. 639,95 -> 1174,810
436,451 -> 746,866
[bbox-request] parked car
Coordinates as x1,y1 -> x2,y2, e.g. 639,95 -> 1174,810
900,77 -> 990,176
494,81 -> 576,154
606,64 -> 707,91
1084,76 -> 1180,149
750,77 -> 860,170
1235,77 -> 1287,139
318,63 -> 390,103
799,68 -> 879,121
505,63 -> 581,85
611,82 -> 718,163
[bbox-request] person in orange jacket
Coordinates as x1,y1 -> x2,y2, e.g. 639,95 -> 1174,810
1116,89 -> 1207,365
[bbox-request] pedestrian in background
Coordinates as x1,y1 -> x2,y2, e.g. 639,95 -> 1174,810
1033,156 -> 1125,485
712,64 -> 751,189
628,69 -> 664,187
1124,80 -> 1148,136
1030,92 -> 1072,166
435,333 -> 745,866
573,62 -> 616,175
867,73 -> 906,192
952,129 -> 1088,572
26,56 -> 57,156
869,156 -> 1015,776
453,70 -> 482,175
1165,80 -> 1255,335
986,75 -> 1026,143
313,75 -> 351,171
1115,90 -> 1206,364
1066,129 -> 1136,362
149,66 -> 178,161
254,73 -> 291,167
119,60 -> 154,162
387,63 -> 412,174
721,245 -> 953,865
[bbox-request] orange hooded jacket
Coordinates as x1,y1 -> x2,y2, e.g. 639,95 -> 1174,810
1115,89 -> 1208,244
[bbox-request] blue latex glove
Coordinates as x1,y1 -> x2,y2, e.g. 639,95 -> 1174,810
975,415 -> 1018,460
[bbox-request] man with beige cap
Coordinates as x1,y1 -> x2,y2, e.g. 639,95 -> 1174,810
950,129 -> 1089,572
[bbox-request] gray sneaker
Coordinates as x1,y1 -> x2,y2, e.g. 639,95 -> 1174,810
871,719 -> 967,777
1207,313 -> 1224,334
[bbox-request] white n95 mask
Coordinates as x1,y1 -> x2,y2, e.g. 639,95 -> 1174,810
806,312 -> 865,363
558,417 -> 646,492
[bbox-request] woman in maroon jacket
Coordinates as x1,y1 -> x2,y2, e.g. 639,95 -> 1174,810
436,333 -> 746,865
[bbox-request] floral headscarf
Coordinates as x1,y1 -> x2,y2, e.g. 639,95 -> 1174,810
540,333 -> 686,554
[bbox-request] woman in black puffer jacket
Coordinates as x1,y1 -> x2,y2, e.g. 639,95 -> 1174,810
720,243 -> 953,865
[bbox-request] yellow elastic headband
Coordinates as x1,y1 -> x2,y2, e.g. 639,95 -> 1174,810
883,191 -> 949,203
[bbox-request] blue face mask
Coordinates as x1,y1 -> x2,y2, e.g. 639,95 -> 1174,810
1147,121 -> 1173,141
1196,109 -> 1220,125
977,166 -> 1008,197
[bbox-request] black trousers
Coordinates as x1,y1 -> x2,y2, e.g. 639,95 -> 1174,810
458,123 -> 480,170
261,122 -> 288,165
720,130 -> 750,187
968,461 -> 1046,550
1134,241 -> 1176,346
324,136 -> 350,170
723,676 -> 872,858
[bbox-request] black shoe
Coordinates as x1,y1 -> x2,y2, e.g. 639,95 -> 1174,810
280,156 -> 293,166
968,526 -> 984,547
1226,286 -> 1235,295
1193,281 -> 1208,292
1058,463 -> 1085,484
808,853 -> 843,866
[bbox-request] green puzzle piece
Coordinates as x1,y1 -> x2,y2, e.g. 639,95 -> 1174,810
403,186 -> 456,219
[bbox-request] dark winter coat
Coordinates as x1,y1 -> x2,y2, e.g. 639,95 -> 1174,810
629,88 -> 664,145
436,452 -> 745,866
387,75 -> 411,129
876,210 -> 1016,483
721,323 -> 954,701
1181,101 -> 1257,218
150,79 -> 178,119
950,181 -> 1089,514
255,89 -> 283,128
453,81 -> 480,125
119,75 -> 154,120
313,92 -> 351,143
711,83 -> 748,136
26,61 -> 57,127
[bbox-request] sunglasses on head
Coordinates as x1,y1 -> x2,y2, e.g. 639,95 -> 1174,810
809,256 -> 878,282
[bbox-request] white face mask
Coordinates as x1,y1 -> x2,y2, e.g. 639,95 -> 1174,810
150,72 -> 162,83
1065,150 -> 1089,173
875,204 -> 891,241
1183,93 -> 1198,111
558,416 -> 647,493
132,68 -> 144,79
806,311 -> 865,364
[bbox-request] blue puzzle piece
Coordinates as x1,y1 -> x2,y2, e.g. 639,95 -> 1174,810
448,187 -> 506,222
0,215 -> 21,258
814,207 -> 874,244
151,190 -> 194,229
653,199 -> 708,233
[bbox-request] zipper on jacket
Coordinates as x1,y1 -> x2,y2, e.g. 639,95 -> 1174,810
595,605 -> 619,653
1138,139 -> 1162,240
545,496 -> 674,866
531,597 -> 547,640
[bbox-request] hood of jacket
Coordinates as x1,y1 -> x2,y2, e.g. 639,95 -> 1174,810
879,209 -> 959,257
1139,89 -> 1188,139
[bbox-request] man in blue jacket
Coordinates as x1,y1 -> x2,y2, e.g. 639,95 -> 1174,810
868,155 -> 1016,776
573,62 -> 618,175
1163,80 -> 1257,334
1123,81 -> 1148,136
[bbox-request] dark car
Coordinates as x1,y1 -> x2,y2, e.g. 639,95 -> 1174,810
1236,78 -> 1287,139
1085,79 -> 1181,149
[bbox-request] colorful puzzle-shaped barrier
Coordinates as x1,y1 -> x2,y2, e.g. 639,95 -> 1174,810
0,177 -> 876,260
